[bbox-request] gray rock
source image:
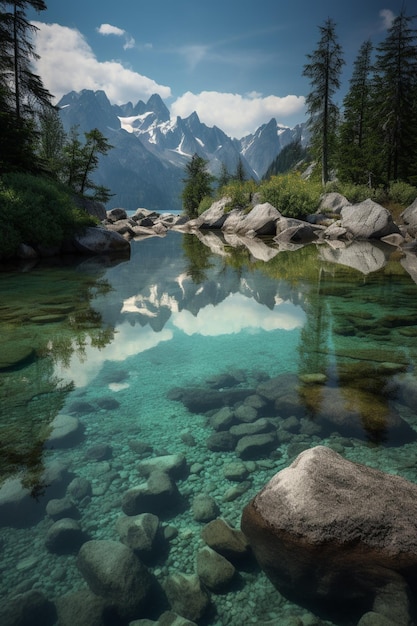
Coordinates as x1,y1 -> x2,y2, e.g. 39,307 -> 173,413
45,413 -> 82,448
274,223 -> 320,244
357,613 -> 398,626
56,589 -> 109,626
209,407 -> 236,431
138,454 -> 187,480
223,461 -> 249,481
241,446 -> 417,615
72,226 -> 130,256
206,431 -> 237,452
222,481 -> 252,502
106,207 -> 128,222
319,192 -> 351,214
401,197 -> 417,238
228,202 -> 281,236
192,196 -> 232,230
0,590 -> 56,626
191,494 -> 220,522
122,470 -> 181,517
116,513 -> 163,558
201,518 -> 250,561
84,443 -> 112,461
235,432 -> 277,460
196,546 -> 235,591
234,403 -> 258,423
229,418 -> 273,438
163,573 -> 210,622
340,199 -> 400,239
77,540 -> 152,620
66,476 -> 92,502
45,518 -> 85,554
46,497 -> 79,520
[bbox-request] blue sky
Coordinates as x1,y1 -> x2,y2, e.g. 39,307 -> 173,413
28,0 -> 404,137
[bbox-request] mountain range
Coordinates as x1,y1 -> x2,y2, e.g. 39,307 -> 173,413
58,90 -> 307,212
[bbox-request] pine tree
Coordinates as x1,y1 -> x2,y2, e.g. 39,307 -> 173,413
303,18 -> 344,186
0,1 -> 55,172
181,153 -> 214,218
234,157 -> 246,182
264,138 -> 308,178
371,10 -> 417,184
217,162 -> 231,188
337,40 -> 374,184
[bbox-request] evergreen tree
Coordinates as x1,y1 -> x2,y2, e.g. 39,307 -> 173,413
337,40 -> 374,184
264,138 -> 308,178
371,10 -> 417,184
303,18 -> 344,185
181,153 -> 214,218
0,1 -> 55,172
234,157 -> 246,182
217,162 -> 231,188
37,105 -> 66,177
61,126 -> 113,201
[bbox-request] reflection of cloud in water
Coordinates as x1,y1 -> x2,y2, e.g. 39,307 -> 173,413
172,293 -> 305,336
55,323 -> 173,388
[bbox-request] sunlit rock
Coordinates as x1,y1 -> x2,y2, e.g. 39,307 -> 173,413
241,446 -> 417,622
401,197 -> 417,238
45,414 -> 83,449
201,518 -> 250,562
340,199 -> 400,239
121,470 -> 181,517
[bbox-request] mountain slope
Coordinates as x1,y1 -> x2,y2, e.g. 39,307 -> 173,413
58,90 -> 306,211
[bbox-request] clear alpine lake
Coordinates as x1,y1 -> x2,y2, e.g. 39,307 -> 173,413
2,230 -> 417,625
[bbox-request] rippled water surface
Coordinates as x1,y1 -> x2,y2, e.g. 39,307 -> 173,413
1,231 -> 417,626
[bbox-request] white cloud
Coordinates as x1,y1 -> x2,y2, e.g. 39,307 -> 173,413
97,23 -> 136,50
379,9 -> 395,30
171,90 -> 305,138
31,22 -> 171,104
97,23 -> 125,37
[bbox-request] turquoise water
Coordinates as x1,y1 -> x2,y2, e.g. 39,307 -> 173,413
1,232 -> 417,625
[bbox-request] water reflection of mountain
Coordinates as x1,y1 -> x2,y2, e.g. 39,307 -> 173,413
96,232 -> 308,333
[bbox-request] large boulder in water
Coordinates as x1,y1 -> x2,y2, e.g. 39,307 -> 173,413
339,199 -> 400,239
72,226 -> 130,256
241,446 -> 417,621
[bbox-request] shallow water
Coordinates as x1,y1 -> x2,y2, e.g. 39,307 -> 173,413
1,231 -> 417,625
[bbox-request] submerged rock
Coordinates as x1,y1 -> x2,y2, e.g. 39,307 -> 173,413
77,539 -> 152,620
122,470 -> 181,517
201,518 -> 250,562
0,590 -> 56,626
196,546 -> 236,592
241,446 -> 417,621
163,572 -> 210,622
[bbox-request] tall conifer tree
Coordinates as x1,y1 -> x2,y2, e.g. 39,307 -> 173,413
337,40 -> 374,184
371,10 -> 417,183
303,18 -> 344,185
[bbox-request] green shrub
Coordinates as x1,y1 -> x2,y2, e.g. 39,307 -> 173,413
0,173 -> 97,258
388,181 -> 417,206
259,173 -> 321,218
197,195 -> 214,215
218,179 -> 258,212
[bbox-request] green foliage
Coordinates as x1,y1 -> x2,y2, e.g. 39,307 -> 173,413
197,195 -> 214,215
0,173 -> 97,257
218,179 -> 258,212
60,126 -> 113,201
388,181 -> 417,206
264,139 -> 309,178
182,153 -> 214,218
260,173 -> 322,218
303,18 -> 345,185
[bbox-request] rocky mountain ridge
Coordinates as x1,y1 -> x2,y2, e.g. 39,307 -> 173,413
58,90 -> 306,212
